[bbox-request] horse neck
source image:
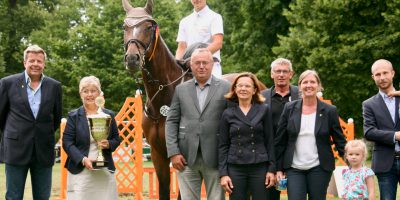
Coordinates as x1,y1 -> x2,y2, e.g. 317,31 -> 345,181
142,36 -> 183,109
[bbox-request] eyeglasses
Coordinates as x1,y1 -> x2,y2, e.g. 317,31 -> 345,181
273,70 -> 290,75
81,89 -> 99,94
235,84 -> 254,89
193,61 -> 211,66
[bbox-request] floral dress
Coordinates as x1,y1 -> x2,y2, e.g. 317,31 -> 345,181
342,166 -> 374,200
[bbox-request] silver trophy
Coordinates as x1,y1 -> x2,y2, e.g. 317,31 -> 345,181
88,96 -> 111,169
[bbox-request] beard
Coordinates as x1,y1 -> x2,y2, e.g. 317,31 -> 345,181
375,80 -> 392,90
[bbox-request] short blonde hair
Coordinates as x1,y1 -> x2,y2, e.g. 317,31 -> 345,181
79,76 -> 103,95
298,69 -> 324,92
24,45 -> 47,61
344,139 -> 368,163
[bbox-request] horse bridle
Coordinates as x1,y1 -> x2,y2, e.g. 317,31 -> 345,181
124,19 -> 158,80
124,18 -> 189,121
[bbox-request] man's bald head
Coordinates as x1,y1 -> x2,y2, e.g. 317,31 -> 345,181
371,59 -> 393,74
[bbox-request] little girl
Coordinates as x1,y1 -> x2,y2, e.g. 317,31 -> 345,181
342,139 -> 375,200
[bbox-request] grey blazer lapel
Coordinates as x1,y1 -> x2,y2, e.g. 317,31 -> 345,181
189,79 -> 201,114
202,76 -> 219,113
17,73 -> 34,119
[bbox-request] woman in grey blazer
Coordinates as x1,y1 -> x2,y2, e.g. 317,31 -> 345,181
275,70 -> 346,200
218,72 -> 276,200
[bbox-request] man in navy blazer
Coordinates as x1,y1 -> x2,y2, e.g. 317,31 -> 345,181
0,45 -> 62,200
363,59 -> 400,200
261,58 -> 299,200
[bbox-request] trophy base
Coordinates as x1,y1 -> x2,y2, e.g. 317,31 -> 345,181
92,160 -> 108,169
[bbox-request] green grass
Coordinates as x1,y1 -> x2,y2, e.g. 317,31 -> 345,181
0,161 -> 396,200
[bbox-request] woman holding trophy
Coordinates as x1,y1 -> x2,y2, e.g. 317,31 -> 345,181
62,76 -> 121,200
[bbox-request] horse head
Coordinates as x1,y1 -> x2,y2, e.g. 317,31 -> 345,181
122,0 -> 157,73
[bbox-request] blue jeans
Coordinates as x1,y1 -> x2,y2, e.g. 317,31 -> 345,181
5,163 -> 52,200
286,165 -> 332,200
376,158 -> 400,200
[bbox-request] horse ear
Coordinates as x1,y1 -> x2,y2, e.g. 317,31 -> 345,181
122,0 -> 133,13
145,0 -> 153,15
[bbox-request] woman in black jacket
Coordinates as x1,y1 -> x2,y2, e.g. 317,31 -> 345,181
275,70 -> 346,200
218,72 -> 276,200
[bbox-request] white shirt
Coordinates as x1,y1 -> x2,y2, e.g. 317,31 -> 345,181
177,5 -> 223,62
292,112 -> 320,170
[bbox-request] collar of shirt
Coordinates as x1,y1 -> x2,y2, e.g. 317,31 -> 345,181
379,90 -> 396,102
193,5 -> 210,17
25,70 -> 44,92
272,87 -> 291,98
194,76 -> 212,89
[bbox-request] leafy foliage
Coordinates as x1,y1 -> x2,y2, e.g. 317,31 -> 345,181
216,0 -> 291,85
1,0 -> 400,137
273,0 -> 400,135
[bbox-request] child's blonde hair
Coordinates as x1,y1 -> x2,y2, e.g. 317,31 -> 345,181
344,139 -> 368,165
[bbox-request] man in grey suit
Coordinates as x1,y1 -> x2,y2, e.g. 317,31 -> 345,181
0,45 -> 62,200
166,48 -> 230,200
363,59 -> 400,200
261,58 -> 299,200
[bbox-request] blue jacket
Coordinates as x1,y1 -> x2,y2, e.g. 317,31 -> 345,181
62,106 -> 121,174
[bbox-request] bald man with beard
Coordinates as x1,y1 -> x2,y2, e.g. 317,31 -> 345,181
363,59 -> 400,200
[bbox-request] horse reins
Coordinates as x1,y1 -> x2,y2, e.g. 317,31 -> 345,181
143,67 -> 189,121
124,20 -> 189,121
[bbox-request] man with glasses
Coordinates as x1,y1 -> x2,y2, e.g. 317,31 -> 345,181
166,48 -> 230,200
261,58 -> 299,200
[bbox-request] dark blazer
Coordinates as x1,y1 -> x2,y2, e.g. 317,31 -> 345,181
275,99 -> 346,172
62,106 -> 121,174
0,72 -> 62,166
218,103 -> 275,176
363,94 -> 400,173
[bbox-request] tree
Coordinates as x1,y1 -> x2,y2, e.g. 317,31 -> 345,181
28,0 -> 187,115
217,0 -> 292,85
0,0 -> 51,77
273,0 -> 400,136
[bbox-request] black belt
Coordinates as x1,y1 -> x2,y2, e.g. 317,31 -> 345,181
395,151 -> 400,159
213,57 -> 220,62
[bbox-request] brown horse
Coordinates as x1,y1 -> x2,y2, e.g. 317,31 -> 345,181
122,0 -> 266,199
122,1 -> 189,199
